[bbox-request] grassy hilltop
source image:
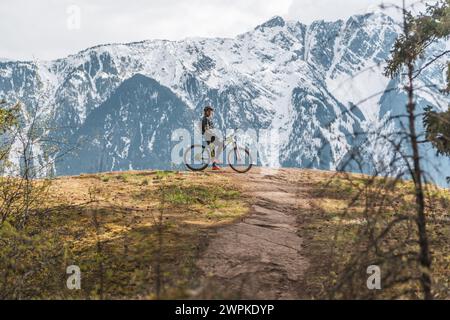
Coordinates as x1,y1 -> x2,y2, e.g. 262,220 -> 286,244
0,170 -> 248,299
0,169 -> 449,299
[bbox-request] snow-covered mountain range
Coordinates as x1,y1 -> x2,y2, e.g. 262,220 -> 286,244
0,13 -> 449,185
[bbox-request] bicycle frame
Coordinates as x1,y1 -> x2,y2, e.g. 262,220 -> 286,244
207,131 -> 239,158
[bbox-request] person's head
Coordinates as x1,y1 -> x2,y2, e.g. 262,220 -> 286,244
204,106 -> 214,117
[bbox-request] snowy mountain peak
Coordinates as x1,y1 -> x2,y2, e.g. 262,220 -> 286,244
0,13 -> 448,185
256,16 -> 286,30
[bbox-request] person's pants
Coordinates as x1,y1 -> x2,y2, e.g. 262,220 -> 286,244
204,130 -> 224,162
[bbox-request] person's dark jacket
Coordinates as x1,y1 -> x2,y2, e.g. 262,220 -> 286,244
202,116 -> 214,135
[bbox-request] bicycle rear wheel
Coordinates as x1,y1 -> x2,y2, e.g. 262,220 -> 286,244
184,145 -> 210,172
228,147 -> 253,173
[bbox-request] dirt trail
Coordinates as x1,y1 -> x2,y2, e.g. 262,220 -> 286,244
196,168 -> 310,299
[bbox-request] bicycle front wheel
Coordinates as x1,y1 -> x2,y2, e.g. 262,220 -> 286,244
184,145 -> 210,172
228,147 -> 253,173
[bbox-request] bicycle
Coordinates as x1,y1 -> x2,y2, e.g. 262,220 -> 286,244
184,130 -> 253,173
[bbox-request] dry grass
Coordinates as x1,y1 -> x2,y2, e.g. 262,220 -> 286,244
294,170 -> 450,299
3,167 -> 448,299
1,170 -> 249,299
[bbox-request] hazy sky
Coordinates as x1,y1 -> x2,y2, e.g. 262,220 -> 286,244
0,0 -> 437,61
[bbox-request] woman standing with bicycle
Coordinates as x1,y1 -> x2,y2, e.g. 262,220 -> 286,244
184,106 -> 252,173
